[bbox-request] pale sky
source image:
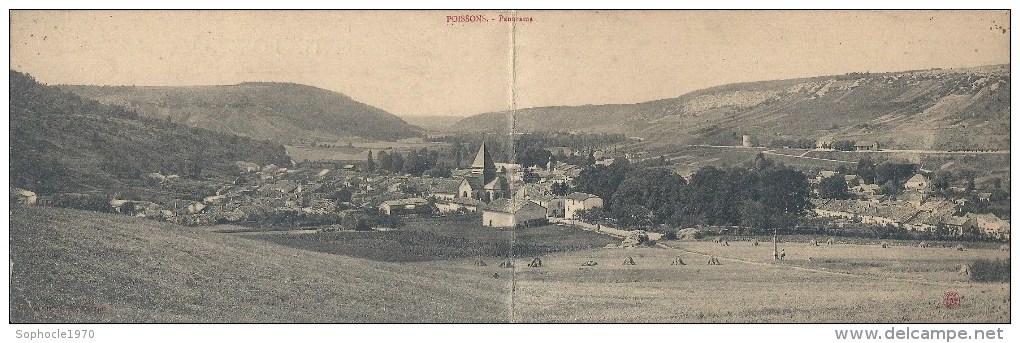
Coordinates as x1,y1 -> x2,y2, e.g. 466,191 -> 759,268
10,10 -> 1010,117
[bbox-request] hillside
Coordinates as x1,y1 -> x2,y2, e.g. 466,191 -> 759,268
400,115 -> 466,132
455,65 -> 1010,150
9,205 -> 507,322
9,70 -> 291,195
60,82 -> 422,142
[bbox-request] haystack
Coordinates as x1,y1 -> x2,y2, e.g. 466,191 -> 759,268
719,239 -> 730,246
707,255 -> 722,265
498,259 -> 513,268
1000,244 -> 1010,251
958,263 -> 971,276
955,244 -> 965,251
713,236 -> 724,243
621,230 -> 650,247
671,256 -> 686,265
527,257 -> 543,267
751,238 -> 760,246
622,256 -> 636,265
677,228 -> 703,241
809,239 -> 819,246
581,260 -> 598,267
826,237 -> 835,245
473,259 -> 487,266
918,241 -> 930,248
880,241 -> 889,248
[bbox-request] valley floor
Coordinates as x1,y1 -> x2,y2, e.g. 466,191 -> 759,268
9,206 -> 1009,323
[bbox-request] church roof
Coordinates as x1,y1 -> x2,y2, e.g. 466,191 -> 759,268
471,142 -> 497,170
461,176 -> 484,190
484,176 -> 509,190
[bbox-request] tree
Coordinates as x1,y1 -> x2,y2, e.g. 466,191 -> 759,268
875,162 -> 917,187
613,204 -> 653,228
574,207 -> 607,224
833,140 -> 856,151
753,152 -> 774,171
573,164 -> 629,209
551,181 -> 571,196
818,174 -> 851,199
881,180 -> 902,196
365,150 -> 376,172
390,152 -> 405,173
452,141 -> 464,168
932,170 -> 953,191
122,201 -> 137,215
334,188 -> 353,203
860,156 -> 877,183
738,200 -> 770,231
377,151 -> 392,172
522,169 -> 541,183
424,163 -> 452,178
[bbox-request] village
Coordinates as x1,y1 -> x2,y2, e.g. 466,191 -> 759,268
8,139 -> 1010,243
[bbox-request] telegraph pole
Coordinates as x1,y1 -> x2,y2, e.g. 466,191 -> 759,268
773,228 -> 779,261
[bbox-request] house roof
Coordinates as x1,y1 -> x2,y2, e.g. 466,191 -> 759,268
484,199 -> 546,214
905,174 -> 929,185
443,197 -> 485,206
564,192 -> 599,201
854,141 -> 877,147
273,180 -> 300,193
431,179 -> 463,194
944,216 -> 969,226
380,198 -> 428,206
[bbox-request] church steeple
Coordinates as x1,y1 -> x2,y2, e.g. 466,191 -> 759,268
471,142 -> 496,183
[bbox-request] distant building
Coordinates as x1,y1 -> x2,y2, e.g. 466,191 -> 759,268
963,213 -> 1011,240
532,195 -> 565,218
562,192 -> 604,219
482,199 -> 548,228
378,198 -> 429,215
853,141 -> 880,151
435,197 -> 485,213
815,137 -> 835,149
742,135 -> 754,148
236,161 -> 260,173
903,174 -> 931,192
429,179 -> 462,200
548,147 -> 573,156
273,180 -> 302,194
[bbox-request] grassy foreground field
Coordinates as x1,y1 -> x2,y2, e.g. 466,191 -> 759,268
504,244 -> 1009,322
246,215 -> 616,262
10,205 -> 1009,323
9,206 -> 507,323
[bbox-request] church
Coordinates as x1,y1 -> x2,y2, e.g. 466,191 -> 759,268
457,142 -> 510,203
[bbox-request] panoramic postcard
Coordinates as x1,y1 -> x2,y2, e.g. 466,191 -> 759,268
8,10 -> 1011,323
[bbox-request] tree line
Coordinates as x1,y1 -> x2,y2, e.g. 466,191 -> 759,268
371,148 -> 452,177
573,154 -> 811,233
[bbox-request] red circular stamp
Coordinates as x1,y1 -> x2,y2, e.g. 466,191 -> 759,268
943,291 -> 961,309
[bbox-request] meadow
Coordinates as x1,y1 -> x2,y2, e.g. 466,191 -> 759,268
10,205 -> 1009,323
503,243 -> 1009,322
246,215 -> 616,262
